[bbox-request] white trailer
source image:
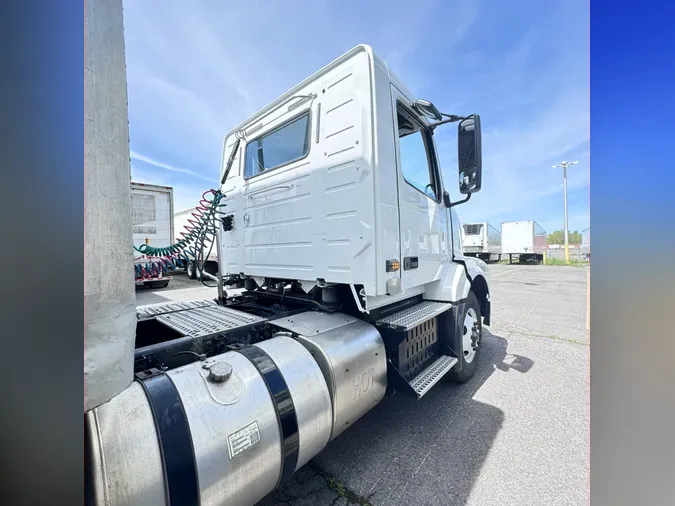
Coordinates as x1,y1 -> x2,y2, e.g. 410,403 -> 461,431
174,207 -> 220,279
131,181 -> 174,288
86,44 -> 494,506
461,222 -> 501,262
501,220 -> 547,263
582,227 -> 590,260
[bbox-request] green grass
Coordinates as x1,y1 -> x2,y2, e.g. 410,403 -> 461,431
543,258 -> 588,267
495,257 -> 589,267
325,476 -> 372,506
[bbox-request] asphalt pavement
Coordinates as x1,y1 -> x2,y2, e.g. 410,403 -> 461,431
136,264 -> 590,505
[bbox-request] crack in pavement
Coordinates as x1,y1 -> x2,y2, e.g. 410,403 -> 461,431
259,462 -> 372,506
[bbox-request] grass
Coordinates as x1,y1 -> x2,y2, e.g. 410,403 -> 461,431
496,257 -> 589,267
325,476 -> 372,506
543,258 -> 588,267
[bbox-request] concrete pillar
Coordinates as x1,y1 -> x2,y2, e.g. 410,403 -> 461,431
84,0 -> 136,412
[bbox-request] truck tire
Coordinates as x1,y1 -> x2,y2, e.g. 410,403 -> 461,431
449,290 -> 482,383
187,261 -> 196,279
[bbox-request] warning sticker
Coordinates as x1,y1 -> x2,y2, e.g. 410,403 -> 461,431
227,421 -> 261,460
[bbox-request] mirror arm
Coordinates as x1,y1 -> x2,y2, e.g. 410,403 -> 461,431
448,193 -> 472,208
429,114 -> 466,131
221,136 -> 242,184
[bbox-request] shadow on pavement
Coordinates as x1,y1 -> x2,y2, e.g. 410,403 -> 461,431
259,329 -> 530,506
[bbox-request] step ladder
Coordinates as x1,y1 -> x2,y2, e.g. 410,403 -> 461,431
376,300 -> 457,398
377,300 -> 452,330
408,355 -> 458,398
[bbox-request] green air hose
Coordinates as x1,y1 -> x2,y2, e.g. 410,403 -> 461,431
133,189 -> 226,286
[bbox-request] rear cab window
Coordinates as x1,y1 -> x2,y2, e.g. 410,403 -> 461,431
244,112 -> 311,179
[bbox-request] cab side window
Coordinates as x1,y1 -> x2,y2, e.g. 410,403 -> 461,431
397,106 -> 438,201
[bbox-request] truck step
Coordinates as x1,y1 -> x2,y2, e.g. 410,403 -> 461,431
155,305 -> 266,338
136,299 -> 217,320
376,300 -> 452,331
409,355 -> 458,398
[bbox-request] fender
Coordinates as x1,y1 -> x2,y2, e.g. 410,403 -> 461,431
457,255 -> 491,326
424,256 -> 491,326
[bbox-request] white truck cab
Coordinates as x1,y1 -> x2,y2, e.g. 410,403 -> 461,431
219,44 -> 489,313
86,44 -> 491,506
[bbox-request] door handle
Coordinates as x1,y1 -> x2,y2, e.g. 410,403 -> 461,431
403,257 -> 419,270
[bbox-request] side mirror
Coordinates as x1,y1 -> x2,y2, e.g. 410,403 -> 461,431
457,114 -> 482,194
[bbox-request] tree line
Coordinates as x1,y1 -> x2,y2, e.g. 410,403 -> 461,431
547,229 -> 582,245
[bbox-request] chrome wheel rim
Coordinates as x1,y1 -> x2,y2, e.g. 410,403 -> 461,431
462,308 -> 480,363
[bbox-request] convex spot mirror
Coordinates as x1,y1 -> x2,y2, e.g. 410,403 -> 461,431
458,114 -> 482,195
413,99 -> 443,121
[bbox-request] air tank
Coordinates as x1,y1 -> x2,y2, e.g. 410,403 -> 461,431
84,0 -> 136,411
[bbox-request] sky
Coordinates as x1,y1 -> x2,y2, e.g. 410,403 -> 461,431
123,0 -> 589,236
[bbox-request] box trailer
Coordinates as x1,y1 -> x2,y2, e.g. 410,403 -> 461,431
582,227 -> 590,260
501,220 -> 547,263
131,181 -> 174,288
174,207 -> 220,279
461,222 -> 501,262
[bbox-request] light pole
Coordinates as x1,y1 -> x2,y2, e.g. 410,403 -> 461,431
553,160 -> 578,263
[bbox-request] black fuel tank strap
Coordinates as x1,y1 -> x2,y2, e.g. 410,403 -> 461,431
238,345 -> 300,486
139,374 -> 199,506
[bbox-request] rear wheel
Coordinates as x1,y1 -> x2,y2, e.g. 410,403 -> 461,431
187,261 -> 196,279
449,290 -> 482,383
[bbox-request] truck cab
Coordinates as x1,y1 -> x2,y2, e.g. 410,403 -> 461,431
218,45 -> 489,315
86,45 -> 492,506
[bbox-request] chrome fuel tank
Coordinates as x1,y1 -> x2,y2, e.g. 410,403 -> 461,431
86,335 -> 332,506
269,312 -> 387,439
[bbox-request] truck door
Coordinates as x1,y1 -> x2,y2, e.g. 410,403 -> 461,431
391,85 -> 449,290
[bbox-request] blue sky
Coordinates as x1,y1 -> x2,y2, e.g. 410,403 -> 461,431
123,0 -> 589,235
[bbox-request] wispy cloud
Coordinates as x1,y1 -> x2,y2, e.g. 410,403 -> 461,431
123,0 -> 589,227
130,151 -> 215,183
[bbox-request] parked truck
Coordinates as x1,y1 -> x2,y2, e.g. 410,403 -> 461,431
174,206 -> 220,279
461,222 -> 501,262
85,43 -> 492,506
501,220 -> 547,263
131,181 -> 174,288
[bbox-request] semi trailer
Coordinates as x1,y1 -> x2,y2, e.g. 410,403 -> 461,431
461,222 -> 501,262
582,226 -> 590,261
85,41 -> 492,506
501,220 -> 547,263
132,181 -> 174,288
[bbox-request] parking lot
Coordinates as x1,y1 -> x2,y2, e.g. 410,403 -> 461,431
136,264 -> 590,505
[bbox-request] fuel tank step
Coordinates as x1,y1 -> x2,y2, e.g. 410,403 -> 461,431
136,299 -> 217,320
376,300 -> 452,330
155,305 -> 266,338
409,355 -> 458,398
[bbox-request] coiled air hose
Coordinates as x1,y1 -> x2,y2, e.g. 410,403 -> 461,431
133,189 -> 226,287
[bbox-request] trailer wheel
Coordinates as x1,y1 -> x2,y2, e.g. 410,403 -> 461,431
187,261 -> 196,279
449,290 -> 482,383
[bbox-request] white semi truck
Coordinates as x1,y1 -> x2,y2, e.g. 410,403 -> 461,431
501,220 -> 547,263
461,222 -> 501,262
85,44 -> 492,506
